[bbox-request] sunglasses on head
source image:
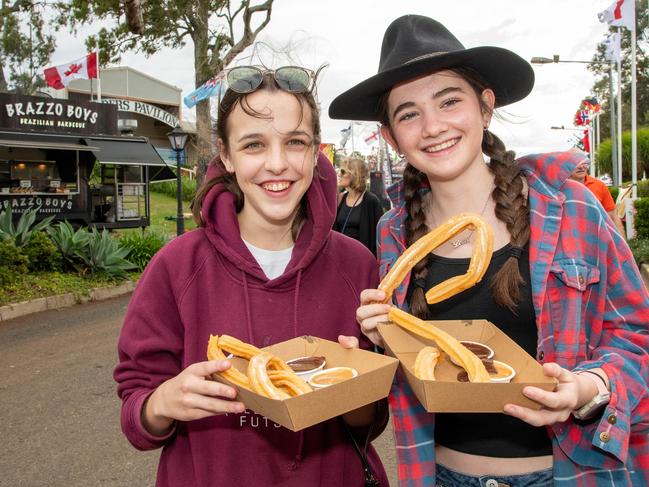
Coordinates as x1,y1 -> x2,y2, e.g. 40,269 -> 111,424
224,66 -> 316,94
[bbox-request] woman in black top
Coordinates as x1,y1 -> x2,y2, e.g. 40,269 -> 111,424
334,157 -> 384,255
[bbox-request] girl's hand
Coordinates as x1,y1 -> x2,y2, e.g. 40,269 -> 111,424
338,335 -> 359,349
503,362 -> 598,426
355,289 -> 392,348
143,360 -> 246,435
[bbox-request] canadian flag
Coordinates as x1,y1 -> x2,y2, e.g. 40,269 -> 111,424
597,0 -> 635,31
44,52 -> 98,89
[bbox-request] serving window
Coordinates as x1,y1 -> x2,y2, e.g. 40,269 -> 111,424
0,159 -> 79,195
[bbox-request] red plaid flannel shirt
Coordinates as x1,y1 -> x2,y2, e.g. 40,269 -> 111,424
378,151 -> 649,486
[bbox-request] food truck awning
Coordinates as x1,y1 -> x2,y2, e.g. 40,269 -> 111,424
84,136 -> 177,181
0,136 -> 98,152
84,137 -> 170,166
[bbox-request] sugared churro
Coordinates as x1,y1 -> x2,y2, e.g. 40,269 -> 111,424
388,307 -> 490,383
413,346 -> 441,380
248,352 -> 291,400
207,335 -> 252,390
208,335 -> 312,398
378,213 -> 494,304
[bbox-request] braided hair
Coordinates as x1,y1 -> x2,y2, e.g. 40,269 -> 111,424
380,68 -> 530,317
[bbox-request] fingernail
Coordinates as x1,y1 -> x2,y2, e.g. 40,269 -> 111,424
504,405 -> 515,414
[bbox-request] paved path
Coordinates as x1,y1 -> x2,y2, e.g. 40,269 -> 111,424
0,295 -> 397,486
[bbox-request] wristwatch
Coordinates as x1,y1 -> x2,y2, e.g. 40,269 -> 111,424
573,370 -> 611,420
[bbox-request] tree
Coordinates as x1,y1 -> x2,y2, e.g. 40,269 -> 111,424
56,0 -> 274,184
588,1 -> 648,138
0,0 -> 56,94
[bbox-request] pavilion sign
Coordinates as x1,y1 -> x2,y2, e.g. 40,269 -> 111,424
0,93 -> 117,135
101,98 -> 178,127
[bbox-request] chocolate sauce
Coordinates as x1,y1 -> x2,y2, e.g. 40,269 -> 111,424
460,341 -> 491,359
457,359 -> 498,382
287,356 -> 325,372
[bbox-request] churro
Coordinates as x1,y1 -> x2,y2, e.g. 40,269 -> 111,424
378,213 -> 494,304
207,335 -> 312,398
207,335 -> 252,390
413,346 -> 441,380
248,352 -> 291,400
388,307 -> 490,383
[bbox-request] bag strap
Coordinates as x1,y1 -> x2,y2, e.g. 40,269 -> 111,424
342,404 -> 381,487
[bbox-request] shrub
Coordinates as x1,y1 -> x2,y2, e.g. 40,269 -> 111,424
149,177 -> 197,203
0,240 -> 29,286
47,221 -> 90,272
608,186 -> 619,201
638,180 -> 649,198
78,228 -> 136,278
0,206 -> 54,247
634,198 -> 649,240
628,238 -> 649,267
22,231 -> 62,272
119,230 -> 168,271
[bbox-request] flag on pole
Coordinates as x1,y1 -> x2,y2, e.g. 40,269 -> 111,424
582,129 -> 590,153
43,52 -> 98,89
597,0 -> 635,30
364,130 -> 379,145
602,32 -> 622,62
183,76 -> 224,108
339,124 -> 352,148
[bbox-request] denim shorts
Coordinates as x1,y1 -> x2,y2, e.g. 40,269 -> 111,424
436,463 -> 554,487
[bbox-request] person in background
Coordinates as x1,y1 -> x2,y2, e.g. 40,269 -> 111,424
330,14 -> 649,487
334,157 -> 384,255
114,65 -> 389,487
570,159 -> 625,236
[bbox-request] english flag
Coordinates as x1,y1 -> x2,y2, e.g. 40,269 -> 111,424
44,52 -> 98,89
364,130 -> 379,145
598,0 -> 635,30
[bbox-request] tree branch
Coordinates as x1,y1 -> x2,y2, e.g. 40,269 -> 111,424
222,0 -> 272,66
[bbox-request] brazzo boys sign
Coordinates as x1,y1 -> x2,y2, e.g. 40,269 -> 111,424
0,93 -> 117,135
1,195 -> 75,215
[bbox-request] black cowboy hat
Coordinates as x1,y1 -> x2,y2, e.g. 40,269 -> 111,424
329,15 -> 534,121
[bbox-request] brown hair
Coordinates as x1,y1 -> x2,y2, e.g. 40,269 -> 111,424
380,68 -> 530,317
341,157 -> 369,193
192,73 -> 321,242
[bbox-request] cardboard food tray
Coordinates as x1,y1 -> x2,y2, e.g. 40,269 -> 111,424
378,320 -> 557,412
212,336 -> 399,431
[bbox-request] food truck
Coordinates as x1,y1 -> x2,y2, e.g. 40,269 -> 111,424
0,93 -> 175,228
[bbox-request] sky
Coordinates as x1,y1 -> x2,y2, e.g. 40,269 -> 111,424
47,0 -> 617,156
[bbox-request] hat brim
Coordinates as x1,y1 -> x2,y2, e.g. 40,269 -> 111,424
328,46 -> 534,121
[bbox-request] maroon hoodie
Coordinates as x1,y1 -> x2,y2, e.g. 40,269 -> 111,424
114,154 -> 389,486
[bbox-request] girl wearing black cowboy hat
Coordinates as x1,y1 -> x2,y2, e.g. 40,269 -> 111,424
332,14 -> 649,487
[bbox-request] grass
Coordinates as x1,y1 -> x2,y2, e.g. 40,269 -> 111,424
115,190 -> 198,238
0,271 -> 140,307
1,193 -> 194,307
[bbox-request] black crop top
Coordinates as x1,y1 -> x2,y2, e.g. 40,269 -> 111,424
407,244 -> 552,458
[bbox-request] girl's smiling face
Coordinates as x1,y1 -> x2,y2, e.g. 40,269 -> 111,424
382,70 -> 495,183
219,89 -> 317,231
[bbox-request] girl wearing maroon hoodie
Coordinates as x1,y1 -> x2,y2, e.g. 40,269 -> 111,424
114,67 -> 389,487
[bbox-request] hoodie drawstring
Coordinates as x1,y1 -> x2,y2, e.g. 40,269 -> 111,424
289,269 -> 304,470
241,271 -> 255,343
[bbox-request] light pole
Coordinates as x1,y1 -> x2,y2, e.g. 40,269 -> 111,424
167,124 -> 189,236
531,55 -> 618,185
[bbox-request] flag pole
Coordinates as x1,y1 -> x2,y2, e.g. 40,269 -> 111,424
96,50 -> 102,102
631,19 -> 637,199
609,63 -> 618,185
616,27 -> 623,185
